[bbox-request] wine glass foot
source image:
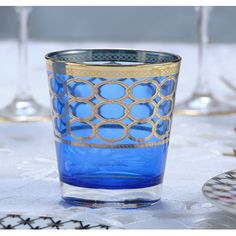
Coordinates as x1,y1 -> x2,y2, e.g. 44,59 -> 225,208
174,94 -> 236,116
0,97 -> 51,122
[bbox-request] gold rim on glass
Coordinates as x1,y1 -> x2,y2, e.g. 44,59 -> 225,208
46,48 -> 181,79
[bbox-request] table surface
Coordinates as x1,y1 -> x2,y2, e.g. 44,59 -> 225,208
0,41 -> 236,229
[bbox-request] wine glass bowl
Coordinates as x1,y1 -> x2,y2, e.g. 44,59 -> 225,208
175,6 -> 236,116
0,6 -> 50,122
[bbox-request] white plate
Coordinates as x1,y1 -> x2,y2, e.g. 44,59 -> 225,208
202,169 -> 236,215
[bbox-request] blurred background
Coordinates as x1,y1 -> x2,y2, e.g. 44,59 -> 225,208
1,6 -> 236,111
1,6 -> 236,43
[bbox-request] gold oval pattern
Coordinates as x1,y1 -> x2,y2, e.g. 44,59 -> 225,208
94,101 -> 128,122
52,113 -> 70,138
156,97 -> 174,119
48,60 -> 179,148
129,80 -> 160,102
154,117 -> 171,139
68,100 -> 94,122
159,76 -> 177,99
67,78 -> 95,101
50,77 -> 67,98
128,101 -> 156,122
127,120 -> 155,143
94,80 -> 129,102
70,120 -> 95,142
95,121 -> 128,143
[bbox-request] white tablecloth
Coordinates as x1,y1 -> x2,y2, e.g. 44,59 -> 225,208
0,41 -> 236,229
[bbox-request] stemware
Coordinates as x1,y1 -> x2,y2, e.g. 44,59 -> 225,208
175,6 -> 236,116
0,6 -> 50,122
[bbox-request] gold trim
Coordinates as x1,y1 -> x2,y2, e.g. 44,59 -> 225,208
127,101 -> 157,122
94,80 -> 129,102
47,60 -> 180,79
95,121 -> 128,143
67,78 -> 95,101
0,116 -> 51,123
47,62 -> 53,72
159,76 -> 177,99
127,120 -> 155,143
55,136 -> 169,148
70,120 -> 95,141
156,97 -> 174,119
174,109 -> 236,116
129,79 -> 160,102
52,113 -> 70,137
154,117 -> 171,139
69,100 -> 95,121
94,101 -> 128,122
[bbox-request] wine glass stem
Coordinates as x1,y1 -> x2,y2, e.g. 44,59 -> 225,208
15,7 -> 32,101
193,6 -> 211,97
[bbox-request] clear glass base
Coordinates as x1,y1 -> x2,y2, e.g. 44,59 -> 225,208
174,94 -> 236,116
0,97 -> 51,122
61,182 -> 162,209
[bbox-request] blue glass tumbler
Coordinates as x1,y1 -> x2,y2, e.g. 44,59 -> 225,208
46,49 -> 181,208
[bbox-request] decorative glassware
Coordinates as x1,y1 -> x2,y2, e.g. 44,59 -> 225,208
46,49 -> 181,208
0,6 -> 50,122
175,6 -> 236,116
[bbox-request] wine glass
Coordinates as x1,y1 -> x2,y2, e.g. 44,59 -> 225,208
0,6 -> 50,122
175,6 -> 236,116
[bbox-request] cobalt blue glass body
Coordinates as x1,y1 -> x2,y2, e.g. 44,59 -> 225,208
46,49 -> 181,208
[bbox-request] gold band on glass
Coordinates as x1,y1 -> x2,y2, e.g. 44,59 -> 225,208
55,136 -> 169,148
47,60 -> 180,78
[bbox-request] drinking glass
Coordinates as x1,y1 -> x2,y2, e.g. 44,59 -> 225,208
175,6 -> 236,116
46,49 -> 181,208
0,6 -> 50,122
